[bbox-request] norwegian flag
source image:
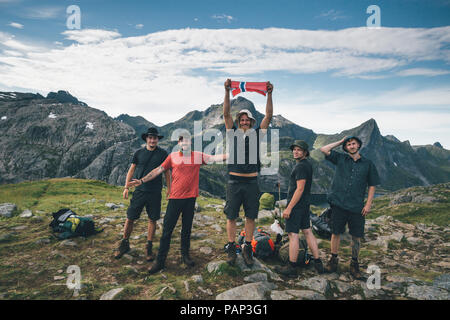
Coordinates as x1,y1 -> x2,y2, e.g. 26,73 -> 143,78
230,81 -> 267,97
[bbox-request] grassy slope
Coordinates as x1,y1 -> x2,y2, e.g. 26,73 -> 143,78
0,179 -> 448,300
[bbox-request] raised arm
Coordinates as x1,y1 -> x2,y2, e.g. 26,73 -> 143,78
126,165 -> 166,188
320,136 -> 347,156
223,79 -> 234,129
260,81 -> 273,130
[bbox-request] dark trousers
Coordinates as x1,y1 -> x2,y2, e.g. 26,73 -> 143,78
157,197 -> 196,264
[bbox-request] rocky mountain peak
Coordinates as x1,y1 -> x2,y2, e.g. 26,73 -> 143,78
46,90 -> 87,106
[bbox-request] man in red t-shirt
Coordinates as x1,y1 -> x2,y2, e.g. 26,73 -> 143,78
127,135 -> 227,274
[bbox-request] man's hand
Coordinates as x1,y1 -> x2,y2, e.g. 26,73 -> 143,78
340,136 -> 348,145
123,188 -> 129,199
282,207 -> 292,219
361,203 -> 372,216
224,78 -> 231,92
266,81 -> 273,94
127,179 -> 142,188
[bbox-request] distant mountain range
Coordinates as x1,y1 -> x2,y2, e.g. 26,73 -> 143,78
1,90 -> 449,197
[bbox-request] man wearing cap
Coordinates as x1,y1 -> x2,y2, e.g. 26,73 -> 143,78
320,136 -> 380,279
114,127 -> 170,262
276,140 -> 325,277
223,78 -> 273,267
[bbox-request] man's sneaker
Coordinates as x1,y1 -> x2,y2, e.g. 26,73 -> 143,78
275,262 -> 297,278
325,255 -> 339,273
181,253 -> 195,267
148,260 -> 165,274
242,243 -> 254,267
313,258 -> 325,274
114,238 -> 130,259
226,243 -> 237,266
350,259 -> 363,280
145,243 -> 154,262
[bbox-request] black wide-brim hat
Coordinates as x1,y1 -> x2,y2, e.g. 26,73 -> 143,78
342,136 -> 362,153
141,127 -> 163,141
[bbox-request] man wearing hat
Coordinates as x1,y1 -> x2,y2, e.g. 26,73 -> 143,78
320,136 -> 380,279
222,78 -> 273,267
275,140 -> 324,277
114,127 -> 170,262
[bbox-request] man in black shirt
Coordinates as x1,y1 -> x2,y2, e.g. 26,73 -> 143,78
114,127 -> 170,262
223,78 -> 273,267
276,140 -> 324,277
320,136 -> 380,279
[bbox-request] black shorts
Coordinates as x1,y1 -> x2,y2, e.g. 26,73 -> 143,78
285,206 -> 311,234
223,179 -> 260,220
330,205 -> 365,238
127,189 -> 162,221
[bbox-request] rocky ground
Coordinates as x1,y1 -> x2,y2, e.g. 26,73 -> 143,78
0,179 -> 449,300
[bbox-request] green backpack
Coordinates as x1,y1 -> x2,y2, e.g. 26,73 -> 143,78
49,209 -> 103,240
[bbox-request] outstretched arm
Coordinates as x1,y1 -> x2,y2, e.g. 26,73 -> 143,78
204,153 -> 228,164
223,79 -> 234,129
126,165 -> 166,188
259,81 -> 273,130
320,136 -> 347,156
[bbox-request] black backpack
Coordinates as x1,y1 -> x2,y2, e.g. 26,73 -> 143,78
310,207 -> 332,240
49,208 -> 102,239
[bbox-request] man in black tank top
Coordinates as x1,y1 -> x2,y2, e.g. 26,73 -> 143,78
222,78 -> 274,267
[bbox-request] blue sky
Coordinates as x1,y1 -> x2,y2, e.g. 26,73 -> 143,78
0,0 -> 449,147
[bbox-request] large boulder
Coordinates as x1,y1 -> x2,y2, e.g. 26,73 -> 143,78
0,203 -> 16,218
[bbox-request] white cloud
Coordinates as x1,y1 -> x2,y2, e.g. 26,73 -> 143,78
396,68 -> 450,77
0,26 -> 449,146
62,29 -> 121,44
316,9 -> 348,21
24,6 -> 62,19
212,14 -> 234,23
135,24 -> 144,30
8,22 -> 23,29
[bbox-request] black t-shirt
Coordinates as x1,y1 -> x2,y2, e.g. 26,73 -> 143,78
131,146 -> 168,192
286,158 -> 313,210
226,125 -> 264,174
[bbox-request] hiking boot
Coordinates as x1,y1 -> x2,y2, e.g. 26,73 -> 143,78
350,259 -> 363,280
313,258 -> 325,274
226,243 -> 237,266
148,260 -> 165,274
275,262 -> 297,278
114,238 -> 130,259
145,243 -> 154,262
242,243 -> 254,267
181,253 -> 195,267
325,255 -> 339,273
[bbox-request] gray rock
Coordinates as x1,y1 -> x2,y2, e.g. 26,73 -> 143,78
271,289 -> 325,300
35,238 -> 51,245
105,203 -> 119,210
406,284 -> 448,300
257,209 -> 273,220
216,281 -> 276,300
12,225 -> 27,231
0,203 -> 16,218
211,224 -> 222,232
19,209 -> 33,218
333,280 -> 353,294
406,237 -> 421,245
191,232 -> 208,239
191,275 -> 203,283
199,247 -> 213,255
433,274 -> 450,290
390,194 -> 412,205
298,276 -> 330,295
59,240 -> 77,247
206,260 -> 227,274
244,273 -> 268,283
100,288 -> 124,300
235,255 -> 282,281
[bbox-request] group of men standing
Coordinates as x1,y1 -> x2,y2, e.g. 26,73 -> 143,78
114,79 -> 380,280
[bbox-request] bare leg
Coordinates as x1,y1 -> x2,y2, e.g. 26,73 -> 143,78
244,218 -> 255,242
147,219 -> 157,241
123,218 -> 134,239
302,228 -> 320,259
330,234 -> 340,255
226,219 -> 237,243
288,232 -> 300,263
